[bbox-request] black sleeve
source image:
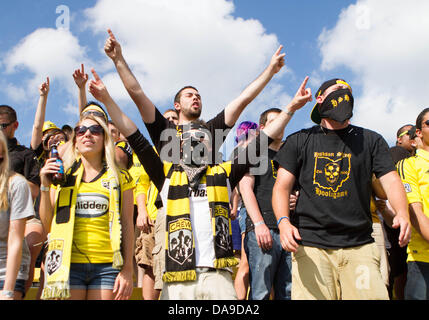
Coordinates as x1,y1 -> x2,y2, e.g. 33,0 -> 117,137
126,129 -> 165,192
371,132 -> 395,178
206,109 -> 232,154
144,107 -> 171,152
229,131 -> 273,189
274,132 -> 300,177
23,149 -> 41,186
115,141 -> 133,170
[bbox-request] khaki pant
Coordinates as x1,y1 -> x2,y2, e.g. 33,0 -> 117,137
152,208 -> 166,290
160,269 -> 237,300
292,242 -> 389,300
371,222 -> 390,287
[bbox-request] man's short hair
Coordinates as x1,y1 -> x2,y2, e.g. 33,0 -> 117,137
416,108 -> 429,130
396,124 -> 413,138
174,86 -> 198,104
61,124 -> 73,133
163,108 -> 179,116
0,105 -> 17,122
259,108 -> 282,126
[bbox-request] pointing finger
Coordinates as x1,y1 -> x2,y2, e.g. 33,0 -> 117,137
107,28 -> 116,40
275,45 -> 283,56
91,68 -> 101,81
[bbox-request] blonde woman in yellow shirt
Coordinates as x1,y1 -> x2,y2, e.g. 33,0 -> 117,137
39,112 -> 134,300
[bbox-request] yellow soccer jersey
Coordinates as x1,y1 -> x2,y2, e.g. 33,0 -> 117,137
397,149 -> 429,263
71,168 -> 134,263
370,196 -> 380,224
129,151 -> 148,205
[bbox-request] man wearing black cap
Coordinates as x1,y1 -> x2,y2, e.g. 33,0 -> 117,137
272,78 -> 411,299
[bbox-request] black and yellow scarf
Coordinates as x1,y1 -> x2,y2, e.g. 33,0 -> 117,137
162,162 -> 238,283
41,160 -> 123,299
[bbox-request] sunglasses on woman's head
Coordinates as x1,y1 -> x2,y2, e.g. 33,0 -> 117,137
81,110 -> 107,121
74,124 -> 104,137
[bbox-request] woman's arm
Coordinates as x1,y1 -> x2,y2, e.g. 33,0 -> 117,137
38,158 -> 59,233
1,218 -> 26,300
113,188 -> 134,300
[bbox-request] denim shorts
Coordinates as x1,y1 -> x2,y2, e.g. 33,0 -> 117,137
0,279 -> 26,296
69,263 -> 119,290
238,207 -> 247,234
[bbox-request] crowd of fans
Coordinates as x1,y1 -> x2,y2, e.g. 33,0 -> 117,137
0,29 -> 427,301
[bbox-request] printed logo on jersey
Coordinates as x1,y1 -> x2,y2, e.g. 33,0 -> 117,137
188,184 -> 207,198
46,239 -> 64,276
167,218 -> 194,265
214,205 -> 231,251
101,179 -> 110,190
403,183 -> 412,193
75,193 -> 109,218
313,152 -> 351,199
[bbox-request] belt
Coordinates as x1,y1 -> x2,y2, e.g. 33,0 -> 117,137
195,267 -> 217,273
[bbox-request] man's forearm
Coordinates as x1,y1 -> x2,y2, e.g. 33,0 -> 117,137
225,66 -> 276,127
380,172 -> 409,219
78,86 -> 88,113
410,203 -> 429,242
114,56 -> 156,123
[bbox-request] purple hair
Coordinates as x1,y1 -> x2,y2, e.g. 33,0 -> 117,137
235,121 -> 258,144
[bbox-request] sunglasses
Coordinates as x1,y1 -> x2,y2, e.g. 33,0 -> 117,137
81,110 -> 107,121
181,130 -> 209,142
0,122 -> 14,129
74,124 -> 104,137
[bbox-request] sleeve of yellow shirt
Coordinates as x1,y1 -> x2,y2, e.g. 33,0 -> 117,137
135,170 -> 151,198
397,158 -> 422,204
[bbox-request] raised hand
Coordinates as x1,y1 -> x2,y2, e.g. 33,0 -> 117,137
269,45 -> 286,74
289,76 -> 312,112
73,64 -> 88,89
104,29 -> 122,62
39,77 -> 50,97
88,68 -> 110,103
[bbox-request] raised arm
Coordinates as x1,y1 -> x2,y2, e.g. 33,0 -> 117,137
261,76 -> 312,139
73,64 -> 89,113
88,68 -> 138,137
88,68 -> 166,190
104,29 -> 157,124
31,77 -> 50,150
224,46 -> 286,127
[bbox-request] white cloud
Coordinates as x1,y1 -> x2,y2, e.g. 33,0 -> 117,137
84,0 -> 285,121
3,27 -> 90,114
317,0 -> 429,145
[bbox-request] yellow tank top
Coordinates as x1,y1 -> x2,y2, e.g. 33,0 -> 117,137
71,169 -> 134,263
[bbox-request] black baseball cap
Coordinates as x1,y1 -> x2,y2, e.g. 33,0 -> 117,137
310,78 -> 352,124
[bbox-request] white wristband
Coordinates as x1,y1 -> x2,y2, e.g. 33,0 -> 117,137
254,220 -> 265,227
40,185 -> 50,192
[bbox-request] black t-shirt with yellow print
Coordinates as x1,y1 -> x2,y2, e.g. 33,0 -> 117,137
275,125 -> 394,249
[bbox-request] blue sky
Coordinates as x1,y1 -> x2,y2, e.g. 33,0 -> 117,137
1,0 -> 428,155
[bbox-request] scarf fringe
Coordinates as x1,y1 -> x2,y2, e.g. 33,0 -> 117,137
163,270 -> 197,283
41,282 -> 70,300
112,250 -> 124,270
214,257 -> 239,269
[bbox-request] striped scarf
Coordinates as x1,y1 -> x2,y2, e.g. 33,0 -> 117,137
162,162 -> 238,283
41,160 -> 123,299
